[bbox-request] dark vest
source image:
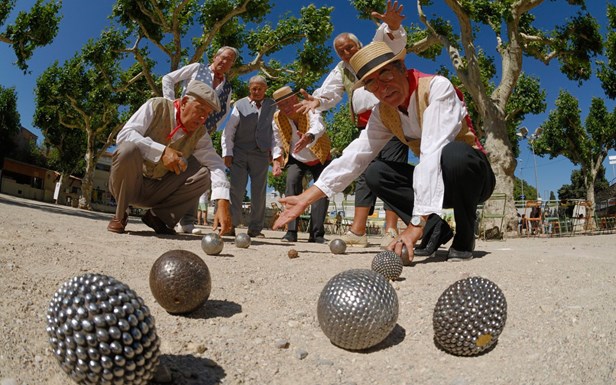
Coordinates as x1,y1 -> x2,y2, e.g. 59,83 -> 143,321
232,97 -> 276,152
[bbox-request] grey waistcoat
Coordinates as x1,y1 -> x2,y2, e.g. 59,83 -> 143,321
232,97 -> 276,153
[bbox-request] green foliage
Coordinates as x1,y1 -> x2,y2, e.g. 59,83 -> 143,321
558,168 -> 609,200
0,0 -> 62,72
597,4 -> 616,98
0,85 -> 20,161
267,170 -> 287,198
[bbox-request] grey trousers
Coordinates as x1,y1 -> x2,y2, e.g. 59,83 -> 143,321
108,142 -> 211,228
229,148 -> 270,234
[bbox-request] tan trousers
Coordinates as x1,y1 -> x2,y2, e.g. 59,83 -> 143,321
108,142 -> 211,228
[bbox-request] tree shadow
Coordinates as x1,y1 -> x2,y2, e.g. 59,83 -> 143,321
410,250 -> 489,266
183,299 -> 242,320
0,195 -> 111,221
152,354 -> 226,385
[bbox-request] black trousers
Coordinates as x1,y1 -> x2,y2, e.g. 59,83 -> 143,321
285,157 -> 331,239
365,141 -> 495,251
355,135 -> 409,213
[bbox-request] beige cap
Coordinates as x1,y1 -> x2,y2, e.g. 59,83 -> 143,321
185,79 -> 221,112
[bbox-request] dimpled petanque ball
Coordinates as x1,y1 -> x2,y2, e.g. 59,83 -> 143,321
371,250 -> 404,281
399,245 -> 411,266
317,269 -> 398,351
234,233 -> 251,248
433,276 -> 507,356
46,274 -> 160,385
329,239 -> 347,254
149,250 -> 211,315
201,232 -> 224,255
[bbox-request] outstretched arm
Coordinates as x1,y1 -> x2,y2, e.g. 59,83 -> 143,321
294,89 -> 320,115
273,185 -> 326,229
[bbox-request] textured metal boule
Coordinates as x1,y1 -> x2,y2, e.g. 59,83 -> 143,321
234,233 -> 251,248
371,250 -> 403,281
149,250 -> 211,314
317,269 -> 398,350
329,239 -> 347,254
433,276 -> 507,356
46,274 -> 160,384
201,233 -> 224,255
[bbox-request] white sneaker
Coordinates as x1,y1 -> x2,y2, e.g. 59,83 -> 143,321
340,230 -> 369,248
380,228 -> 398,249
174,223 -> 200,234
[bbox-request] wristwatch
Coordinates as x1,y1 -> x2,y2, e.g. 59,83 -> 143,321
410,215 -> 426,228
305,133 -> 315,143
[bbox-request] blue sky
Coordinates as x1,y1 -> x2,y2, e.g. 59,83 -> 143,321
1,0 -> 615,198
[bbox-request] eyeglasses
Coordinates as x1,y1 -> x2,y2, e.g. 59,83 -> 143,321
363,69 -> 395,93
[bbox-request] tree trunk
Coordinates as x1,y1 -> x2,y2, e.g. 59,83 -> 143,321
481,117 -> 518,235
78,132 -> 96,210
55,172 -> 70,205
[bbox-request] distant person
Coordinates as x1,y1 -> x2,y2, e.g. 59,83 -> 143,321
294,0 -> 407,249
271,85 -> 332,243
106,80 -> 232,236
162,46 -> 238,234
221,75 -> 277,237
197,190 -> 210,226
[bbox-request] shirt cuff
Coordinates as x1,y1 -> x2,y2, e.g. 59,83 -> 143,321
211,186 -> 230,202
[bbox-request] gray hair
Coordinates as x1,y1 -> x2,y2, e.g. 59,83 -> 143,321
215,46 -> 240,63
249,75 -> 267,86
333,32 -> 362,50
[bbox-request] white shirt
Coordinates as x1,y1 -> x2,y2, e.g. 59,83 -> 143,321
221,99 -> 275,157
272,110 -> 326,164
313,23 -> 407,115
314,75 -> 468,216
116,99 -> 231,201
161,62 -> 232,131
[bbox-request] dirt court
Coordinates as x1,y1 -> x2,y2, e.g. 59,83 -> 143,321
0,193 -> 615,385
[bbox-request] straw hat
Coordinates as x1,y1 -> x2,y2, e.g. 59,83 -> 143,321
186,79 -> 221,112
349,41 -> 406,88
272,85 -> 299,103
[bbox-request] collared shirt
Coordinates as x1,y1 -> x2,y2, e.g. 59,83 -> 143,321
272,110 -> 326,164
314,75 -> 467,216
161,62 -> 232,131
116,99 -> 230,201
313,23 -> 407,115
221,98 -> 275,157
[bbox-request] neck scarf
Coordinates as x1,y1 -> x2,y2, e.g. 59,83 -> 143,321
166,100 -> 188,141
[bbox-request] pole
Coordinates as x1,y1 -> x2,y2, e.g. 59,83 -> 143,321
531,140 -> 540,199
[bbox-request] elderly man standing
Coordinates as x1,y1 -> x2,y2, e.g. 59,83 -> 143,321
271,86 -> 332,243
162,46 -> 239,234
274,42 -> 495,263
295,0 -> 407,249
221,75 -> 277,237
107,80 -> 232,235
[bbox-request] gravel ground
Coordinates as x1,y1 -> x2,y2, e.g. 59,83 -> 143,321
0,193 -> 615,385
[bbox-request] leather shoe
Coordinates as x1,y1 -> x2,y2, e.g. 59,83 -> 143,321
281,231 -> 297,242
248,231 -> 265,238
141,210 -> 176,235
308,236 -> 326,244
414,215 -> 453,256
107,212 -> 128,233
447,248 -> 473,261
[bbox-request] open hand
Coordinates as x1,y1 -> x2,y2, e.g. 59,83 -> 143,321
371,0 -> 405,31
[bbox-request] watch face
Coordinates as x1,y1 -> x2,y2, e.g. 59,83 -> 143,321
411,216 -> 420,226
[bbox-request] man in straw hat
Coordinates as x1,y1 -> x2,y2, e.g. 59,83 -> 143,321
107,79 -> 232,236
295,0 -> 407,249
274,42 -> 495,263
271,85 -> 332,243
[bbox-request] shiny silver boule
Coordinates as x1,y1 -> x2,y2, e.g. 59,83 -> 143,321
201,232 -> 224,255
317,269 -> 398,350
329,239 -> 347,254
371,250 -> 403,281
234,233 -> 251,248
149,250 -> 211,314
433,276 -> 507,356
46,274 -> 160,384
